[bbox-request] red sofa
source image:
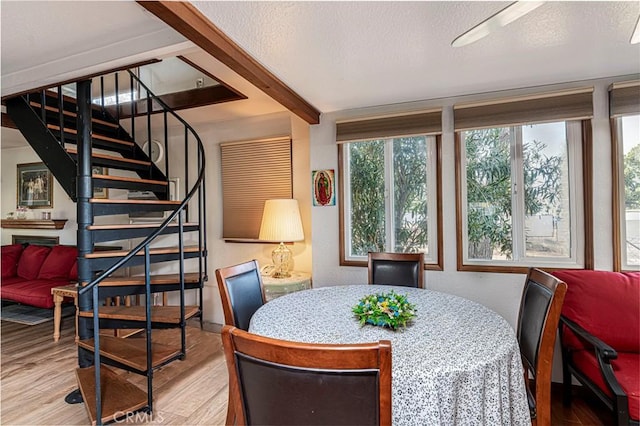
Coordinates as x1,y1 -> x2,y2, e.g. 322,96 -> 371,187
1,244 -> 78,309
552,270 -> 640,425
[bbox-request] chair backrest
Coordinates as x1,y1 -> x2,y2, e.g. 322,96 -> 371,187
215,260 -> 266,331
368,252 -> 425,288
517,268 -> 567,426
222,325 -> 392,426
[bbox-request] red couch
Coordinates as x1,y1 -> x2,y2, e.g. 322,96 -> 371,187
552,270 -> 640,425
1,244 -> 78,309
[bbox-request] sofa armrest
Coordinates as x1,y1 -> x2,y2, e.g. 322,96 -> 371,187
560,315 -> 628,400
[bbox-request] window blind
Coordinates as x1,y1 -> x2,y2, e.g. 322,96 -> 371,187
336,110 -> 442,143
454,88 -> 594,131
221,136 -> 292,239
610,80 -> 640,117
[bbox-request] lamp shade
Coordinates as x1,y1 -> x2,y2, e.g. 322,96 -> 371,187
259,199 -> 304,242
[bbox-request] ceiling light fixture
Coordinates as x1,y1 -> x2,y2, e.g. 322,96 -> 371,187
631,15 -> 640,44
452,1 -> 545,47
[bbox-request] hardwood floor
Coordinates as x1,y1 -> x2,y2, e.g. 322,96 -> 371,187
1,318 -> 618,425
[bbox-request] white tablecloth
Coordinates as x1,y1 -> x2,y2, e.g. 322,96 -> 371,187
249,285 -> 530,426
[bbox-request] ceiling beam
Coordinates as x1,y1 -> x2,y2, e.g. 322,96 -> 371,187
137,1 -> 321,125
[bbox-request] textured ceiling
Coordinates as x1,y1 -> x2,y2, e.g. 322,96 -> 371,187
192,1 -> 640,112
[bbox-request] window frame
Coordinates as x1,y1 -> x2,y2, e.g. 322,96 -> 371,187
338,135 -> 443,270
611,115 -> 640,271
455,120 -> 593,273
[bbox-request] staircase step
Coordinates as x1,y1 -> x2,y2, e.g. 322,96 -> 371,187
86,245 -> 200,259
89,222 -> 199,243
95,272 -> 204,287
47,124 -> 133,147
78,336 -> 181,372
66,148 -> 152,172
76,365 -> 147,426
92,174 -> 168,192
90,198 -> 181,216
29,101 -> 119,128
79,305 -> 200,323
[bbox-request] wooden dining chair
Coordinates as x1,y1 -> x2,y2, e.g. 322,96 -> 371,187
368,252 -> 425,288
221,325 -> 392,426
516,268 -> 567,426
215,260 -> 266,331
215,260 -> 267,425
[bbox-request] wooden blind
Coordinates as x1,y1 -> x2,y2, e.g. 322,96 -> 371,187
454,88 -> 593,131
610,80 -> 640,117
336,110 -> 442,143
221,136 -> 292,239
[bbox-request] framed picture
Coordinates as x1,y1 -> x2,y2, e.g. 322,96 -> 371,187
17,162 -> 53,209
92,166 -> 108,199
312,169 -> 336,206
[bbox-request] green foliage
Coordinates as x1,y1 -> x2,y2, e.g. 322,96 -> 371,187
624,144 -> 640,209
465,127 -> 564,259
348,137 -> 429,255
352,291 -> 416,330
349,140 -> 385,255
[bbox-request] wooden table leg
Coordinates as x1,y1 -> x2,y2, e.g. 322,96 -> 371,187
53,293 -> 63,342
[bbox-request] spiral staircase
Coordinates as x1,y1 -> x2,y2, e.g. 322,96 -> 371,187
5,67 -> 207,425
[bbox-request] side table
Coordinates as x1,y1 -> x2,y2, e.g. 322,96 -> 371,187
51,284 -> 78,342
262,271 -> 311,301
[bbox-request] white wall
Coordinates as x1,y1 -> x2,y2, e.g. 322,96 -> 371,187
309,74 -> 637,381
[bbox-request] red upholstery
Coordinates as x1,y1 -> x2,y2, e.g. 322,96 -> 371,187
2,244 -> 78,309
571,350 -> 640,421
552,270 -> 640,352
38,245 -> 77,279
1,244 -> 24,279
69,261 -> 78,281
16,245 -> 51,280
0,278 -> 70,309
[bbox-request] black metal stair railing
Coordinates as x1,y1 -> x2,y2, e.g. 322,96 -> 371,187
74,70 -> 207,424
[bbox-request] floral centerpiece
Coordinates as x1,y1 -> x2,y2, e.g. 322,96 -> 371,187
352,290 -> 416,330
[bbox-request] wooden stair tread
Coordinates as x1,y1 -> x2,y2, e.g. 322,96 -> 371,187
78,305 -> 200,323
87,222 -> 198,230
91,272 -> 203,286
90,198 -> 181,205
85,245 -> 200,258
92,174 -> 167,186
66,148 -> 151,167
30,101 -> 118,128
78,336 -> 180,371
47,124 -> 133,146
76,365 -> 147,426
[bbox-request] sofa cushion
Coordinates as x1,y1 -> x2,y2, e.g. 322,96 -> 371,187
0,276 -> 26,287
571,350 -> 640,421
69,261 -> 78,281
0,278 -> 68,308
16,245 -> 51,280
552,270 -> 640,352
1,244 -> 24,279
38,245 -> 77,280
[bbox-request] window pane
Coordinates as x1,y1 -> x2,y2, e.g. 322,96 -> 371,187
348,140 -> 385,256
522,122 -> 571,258
622,115 -> 640,267
464,128 -> 513,260
393,137 -> 428,253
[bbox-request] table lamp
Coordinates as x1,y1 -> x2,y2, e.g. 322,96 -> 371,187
259,199 -> 304,278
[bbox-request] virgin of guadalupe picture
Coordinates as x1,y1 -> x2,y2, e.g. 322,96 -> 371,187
312,169 -> 336,206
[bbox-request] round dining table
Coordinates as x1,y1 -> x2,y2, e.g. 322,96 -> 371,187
249,285 -> 531,426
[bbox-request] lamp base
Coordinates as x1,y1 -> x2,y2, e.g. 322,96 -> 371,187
271,242 -> 292,279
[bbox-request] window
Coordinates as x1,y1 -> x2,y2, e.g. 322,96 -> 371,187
337,110 -> 442,268
611,80 -> 640,271
455,88 -> 593,272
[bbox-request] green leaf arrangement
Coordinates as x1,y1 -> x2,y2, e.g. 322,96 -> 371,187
352,290 -> 417,330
